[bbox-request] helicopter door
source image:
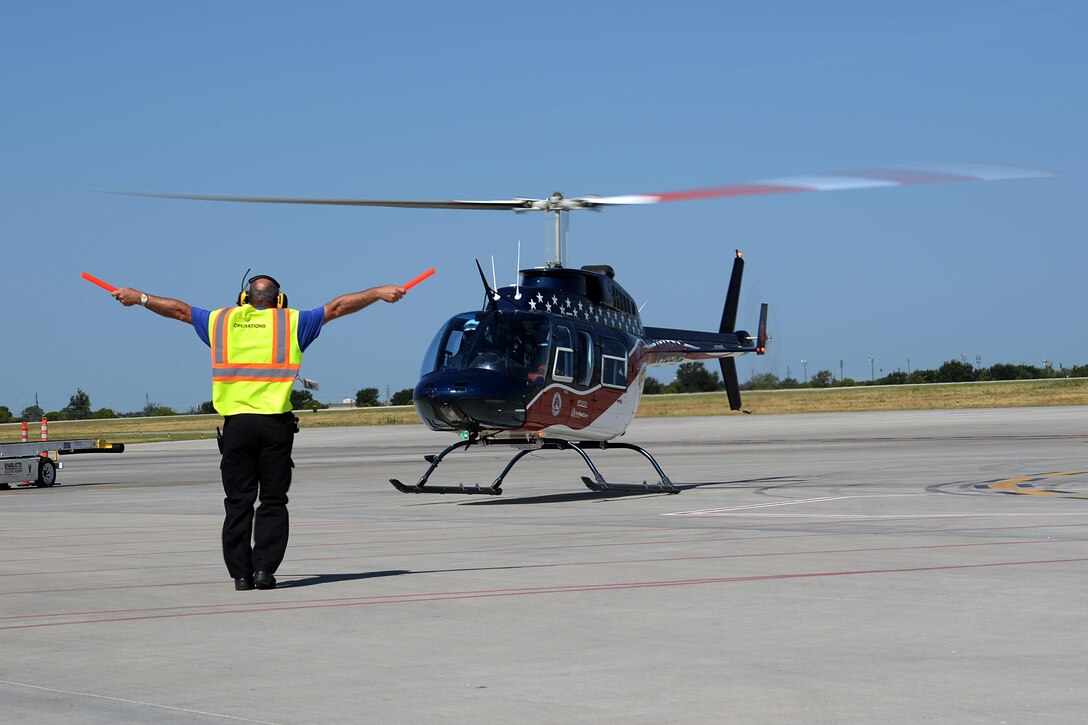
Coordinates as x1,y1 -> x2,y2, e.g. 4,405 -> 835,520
601,336 -> 629,389
553,325 -> 574,383
575,329 -> 595,388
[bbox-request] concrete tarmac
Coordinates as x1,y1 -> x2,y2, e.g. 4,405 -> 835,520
2,408 -> 1087,724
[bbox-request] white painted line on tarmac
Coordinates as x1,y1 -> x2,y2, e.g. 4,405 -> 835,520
666,492 -> 1088,518
0,678 -> 280,724
665,495 -> 852,516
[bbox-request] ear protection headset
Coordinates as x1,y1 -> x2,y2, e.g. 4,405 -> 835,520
238,274 -> 288,308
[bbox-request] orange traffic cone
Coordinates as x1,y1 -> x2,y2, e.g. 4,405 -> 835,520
19,421 -> 29,485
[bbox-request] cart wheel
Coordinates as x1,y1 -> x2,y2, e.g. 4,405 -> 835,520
35,458 -> 57,488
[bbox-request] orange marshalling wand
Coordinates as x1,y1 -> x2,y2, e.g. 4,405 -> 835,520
81,272 -> 117,294
402,267 -> 435,291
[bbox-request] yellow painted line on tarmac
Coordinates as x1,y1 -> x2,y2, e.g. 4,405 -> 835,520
975,470 -> 1088,499
995,471 -> 1087,485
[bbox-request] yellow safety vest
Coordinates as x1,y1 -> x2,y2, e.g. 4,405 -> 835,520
209,306 -> 303,415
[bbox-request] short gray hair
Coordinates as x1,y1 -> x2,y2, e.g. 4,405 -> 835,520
248,277 -> 279,307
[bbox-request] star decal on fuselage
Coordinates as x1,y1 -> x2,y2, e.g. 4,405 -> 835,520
500,286 -> 643,337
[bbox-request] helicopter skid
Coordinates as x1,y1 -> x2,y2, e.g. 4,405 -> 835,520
389,439 -> 503,495
388,437 -> 679,495
571,441 -> 679,494
389,479 -> 502,495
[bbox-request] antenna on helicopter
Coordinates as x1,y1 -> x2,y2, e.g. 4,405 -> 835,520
474,259 -> 498,309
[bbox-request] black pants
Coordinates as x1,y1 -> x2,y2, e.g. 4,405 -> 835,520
219,413 -> 296,578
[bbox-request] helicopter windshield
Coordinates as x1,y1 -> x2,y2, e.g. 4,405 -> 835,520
421,311 -> 552,378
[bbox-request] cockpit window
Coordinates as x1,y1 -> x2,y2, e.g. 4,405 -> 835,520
420,312 -> 479,377
421,311 -> 552,378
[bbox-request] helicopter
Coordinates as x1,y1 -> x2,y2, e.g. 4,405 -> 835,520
397,246 -> 767,496
119,162 -> 1048,495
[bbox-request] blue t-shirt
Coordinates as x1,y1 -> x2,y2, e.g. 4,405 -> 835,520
192,306 -> 324,351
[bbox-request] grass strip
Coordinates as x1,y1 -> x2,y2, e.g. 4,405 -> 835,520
4,379 -> 1087,444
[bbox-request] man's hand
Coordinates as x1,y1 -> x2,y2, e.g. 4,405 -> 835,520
113,287 -> 145,307
375,285 -> 406,303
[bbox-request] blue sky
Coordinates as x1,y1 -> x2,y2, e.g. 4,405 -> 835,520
2,1 -> 1084,414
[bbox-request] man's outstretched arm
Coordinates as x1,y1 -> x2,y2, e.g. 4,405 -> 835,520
323,285 -> 405,323
113,288 -> 193,324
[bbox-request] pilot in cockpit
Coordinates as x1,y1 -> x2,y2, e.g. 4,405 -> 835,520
524,326 -> 550,384
446,318 -> 478,369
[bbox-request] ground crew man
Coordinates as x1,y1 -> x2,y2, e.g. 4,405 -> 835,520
113,275 -> 405,590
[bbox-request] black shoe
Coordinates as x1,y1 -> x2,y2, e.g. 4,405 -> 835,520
234,577 -> 254,591
254,571 -> 277,590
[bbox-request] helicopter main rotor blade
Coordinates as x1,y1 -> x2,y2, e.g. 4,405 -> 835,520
107,190 -> 540,211
108,162 -> 1050,215
578,162 -> 1052,207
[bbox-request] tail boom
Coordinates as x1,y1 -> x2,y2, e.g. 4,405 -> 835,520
639,328 -> 759,367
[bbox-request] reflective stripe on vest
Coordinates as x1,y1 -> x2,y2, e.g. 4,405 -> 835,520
209,307 -> 302,415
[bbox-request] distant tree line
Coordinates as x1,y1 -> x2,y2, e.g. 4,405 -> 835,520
291,387 -> 414,412
643,360 -> 1088,395
0,388 -> 209,423
0,386 -> 419,424
3,360 -> 1075,423
356,387 -> 413,407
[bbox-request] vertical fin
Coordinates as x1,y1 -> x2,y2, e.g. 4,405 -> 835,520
720,250 -> 745,410
720,250 -> 744,334
720,358 -> 743,411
